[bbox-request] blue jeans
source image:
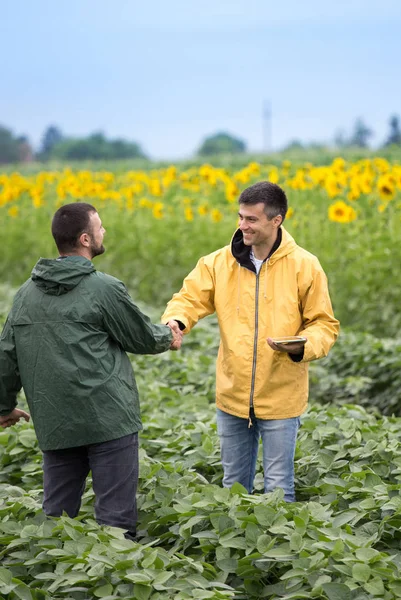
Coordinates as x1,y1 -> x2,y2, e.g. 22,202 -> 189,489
216,409 -> 300,501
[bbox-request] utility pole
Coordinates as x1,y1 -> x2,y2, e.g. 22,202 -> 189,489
263,99 -> 272,153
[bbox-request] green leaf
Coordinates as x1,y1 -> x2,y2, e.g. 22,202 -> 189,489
109,538 -> 139,551
153,571 -> 174,589
216,558 -> 238,572
133,583 -> 152,600
256,534 -> 273,554
245,522 -> 261,546
192,531 -> 218,540
217,515 -> 235,533
330,539 -> 344,556
355,548 -> 379,562
389,582 -> 401,596
259,546 -> 295,560
254,505 -> 275,526
280,568 -> 307,581
0,568 -> 12,586
289,532 -> 303,552
63,524 -> 82,540
352,563 -> 371,583
46,549 -> 72,556
192,591 -> 216,599
94,583 -> 113,598
34,573 -> 57,581
275,593 -> 311,599
230,482 -> 248,495
12,583 -> 33,600
312,575 -> 332,591
87,562 -> 106,578
219,536 -> 247,549
332,511 -> 358,528
322,582 -> 352,600
364,577 -> 385,596
124,572 -> 152,584
293,516 -> 306,534
114,559 -> 135,571
141,549 -> 158,568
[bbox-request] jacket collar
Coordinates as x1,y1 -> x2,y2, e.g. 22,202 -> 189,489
231,226 -> 296,271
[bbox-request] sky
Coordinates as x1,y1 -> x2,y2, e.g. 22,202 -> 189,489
1,0 -> 401,159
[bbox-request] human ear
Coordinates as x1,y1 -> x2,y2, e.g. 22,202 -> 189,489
79,232 -> 91,247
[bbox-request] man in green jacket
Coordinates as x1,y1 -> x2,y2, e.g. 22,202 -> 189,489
0,202 -> 181,539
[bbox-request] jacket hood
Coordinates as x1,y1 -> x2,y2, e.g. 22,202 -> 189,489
31,256 -> 96,296
231,226 -> 297,269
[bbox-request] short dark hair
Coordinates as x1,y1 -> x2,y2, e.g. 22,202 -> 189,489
52,202 -> 97,253
239,181 -> 288,222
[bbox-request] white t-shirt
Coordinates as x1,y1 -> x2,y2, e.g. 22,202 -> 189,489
250,249 -> 264,274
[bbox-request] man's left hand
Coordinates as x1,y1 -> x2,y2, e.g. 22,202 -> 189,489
0,408 -> 30,429
267,337 -> 306,355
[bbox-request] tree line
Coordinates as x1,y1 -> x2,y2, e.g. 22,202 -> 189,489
0,127 -> 147,165
0,115 -> 401,165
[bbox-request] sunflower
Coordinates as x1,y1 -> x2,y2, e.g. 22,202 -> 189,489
184,207 -> 194,222
211,209 -> 223,223
377,176 -> 395,201
152,202 -> 164,219
8,206 -> 19,218
328,200 -> 357,223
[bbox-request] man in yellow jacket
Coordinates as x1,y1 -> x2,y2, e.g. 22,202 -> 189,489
162,181 -> 339,501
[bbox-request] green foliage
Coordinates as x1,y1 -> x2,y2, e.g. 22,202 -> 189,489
197,132 -> 247,156
309,330 -> 401,415
0,125 -> 24,165
38,126 -> 64,161
348,118 -> 373,148
2,184 -> 401,337
50,132 -> 147,161
1,314 -> 401,598
383,115 -> 401,147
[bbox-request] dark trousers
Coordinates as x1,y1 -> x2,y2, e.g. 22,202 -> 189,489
42,433 -> 138,531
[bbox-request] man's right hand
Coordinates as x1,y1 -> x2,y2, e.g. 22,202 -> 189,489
167,320 -> 183,351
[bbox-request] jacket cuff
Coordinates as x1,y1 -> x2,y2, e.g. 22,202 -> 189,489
163,317 -> 189,332
289,347 -> 305,362
0,399 -> 17,416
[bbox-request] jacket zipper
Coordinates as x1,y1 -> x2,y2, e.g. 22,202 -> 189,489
248,258 -> 270,427
248,270 -> 260,427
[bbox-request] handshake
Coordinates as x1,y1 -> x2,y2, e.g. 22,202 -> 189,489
167,320 -> 183,351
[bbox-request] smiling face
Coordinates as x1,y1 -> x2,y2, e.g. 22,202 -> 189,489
238,202 -> 282,251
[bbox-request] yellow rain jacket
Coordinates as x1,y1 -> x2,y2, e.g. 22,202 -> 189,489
162,227 -> 339,420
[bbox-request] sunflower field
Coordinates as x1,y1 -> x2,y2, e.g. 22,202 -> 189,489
1,155 -> 401,599
1,156 -> 401,334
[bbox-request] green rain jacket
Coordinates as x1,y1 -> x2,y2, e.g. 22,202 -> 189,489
0,256 -> 173,451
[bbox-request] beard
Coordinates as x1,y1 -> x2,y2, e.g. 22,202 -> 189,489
89,235 -> 105,258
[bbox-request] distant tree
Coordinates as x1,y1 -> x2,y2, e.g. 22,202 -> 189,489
282,139 -> 304,151
383,115 -> 401,146
0,125 -> 22,164
16,136 -> 34,163
197,132 -> 247,156
49,132 -> 147,161
39,125 -> 64,159
308,142 -> 327,151
334,129 -> 349,148
349,118 -> 373,148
